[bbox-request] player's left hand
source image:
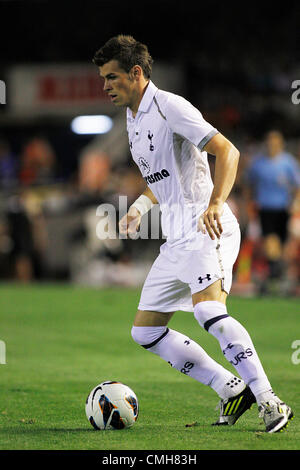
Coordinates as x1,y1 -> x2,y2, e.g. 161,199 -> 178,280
197,202 -> 224,240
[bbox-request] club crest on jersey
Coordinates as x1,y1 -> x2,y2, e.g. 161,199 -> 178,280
148,130 -> 154,151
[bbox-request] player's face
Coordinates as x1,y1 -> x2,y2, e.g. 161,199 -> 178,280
266,131 -> 284,157
99,60 -> 137,109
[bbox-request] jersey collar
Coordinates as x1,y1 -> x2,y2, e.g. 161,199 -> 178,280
138,80 -> 158,113
127,80 -> 158,120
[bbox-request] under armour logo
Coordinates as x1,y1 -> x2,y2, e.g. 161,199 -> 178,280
148,130 -> 154,151
198,274 -> 211,284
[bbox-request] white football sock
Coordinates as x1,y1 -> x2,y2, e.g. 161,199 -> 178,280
256,390 -> 281,405
131,325 -> 245,399
194,301 -> 277,400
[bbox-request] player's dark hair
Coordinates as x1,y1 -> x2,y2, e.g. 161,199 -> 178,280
93,35 -> 153,79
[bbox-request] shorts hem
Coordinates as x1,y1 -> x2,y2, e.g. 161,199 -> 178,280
138,303 -> 193,313
190,275 -> 228,295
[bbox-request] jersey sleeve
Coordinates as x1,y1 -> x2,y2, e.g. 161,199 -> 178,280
164,93 -> 219,150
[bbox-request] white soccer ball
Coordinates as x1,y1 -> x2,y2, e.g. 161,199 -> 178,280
85,381 -> 139,430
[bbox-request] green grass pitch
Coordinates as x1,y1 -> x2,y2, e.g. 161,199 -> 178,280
0,284 -> 299,450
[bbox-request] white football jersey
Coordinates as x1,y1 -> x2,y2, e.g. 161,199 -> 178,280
126,81 -> 234,243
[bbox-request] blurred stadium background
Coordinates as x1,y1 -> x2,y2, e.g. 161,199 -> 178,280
0,0 -> 299,297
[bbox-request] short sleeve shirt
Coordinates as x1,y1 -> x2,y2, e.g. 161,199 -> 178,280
246,152 -> 300,209
126,81 -> 220,242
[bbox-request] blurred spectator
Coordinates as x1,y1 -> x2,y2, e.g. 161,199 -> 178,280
244,130 -> 300,293
0,136 -> 57,281
78,150 -> 111,196
68,149 -> 123,284
19,137 -> 57,186
5,194 -> 36,282
0,139 -> 18,188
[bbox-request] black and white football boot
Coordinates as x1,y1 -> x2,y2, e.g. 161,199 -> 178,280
212,384 -> 256,426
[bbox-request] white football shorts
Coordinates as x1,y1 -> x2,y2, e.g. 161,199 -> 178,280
138,218 -> 240,313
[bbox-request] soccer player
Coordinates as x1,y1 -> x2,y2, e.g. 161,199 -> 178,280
245,130 -> 300,292
93,35 -> 294,433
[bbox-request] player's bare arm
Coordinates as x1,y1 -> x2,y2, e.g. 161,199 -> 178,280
142,187 -> 158,205
199,133 -> 240,240
119,187 -> 158,236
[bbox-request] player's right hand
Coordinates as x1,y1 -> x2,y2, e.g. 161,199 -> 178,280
197,201 -> 224,240
118,206 -> 142,238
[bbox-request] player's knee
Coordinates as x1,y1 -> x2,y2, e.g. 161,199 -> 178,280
194,300 -> 229,331
131,325 -> 168,348
130,326 -> 144,345
194,301 -> 251,345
